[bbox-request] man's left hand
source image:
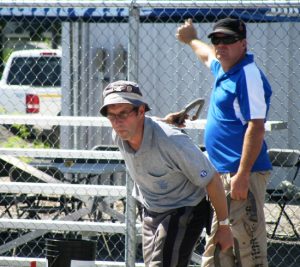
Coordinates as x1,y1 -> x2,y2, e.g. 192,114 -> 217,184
230,173 -> 250,200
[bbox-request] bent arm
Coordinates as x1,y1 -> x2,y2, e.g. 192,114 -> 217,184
231,119 -> 265,200
160,19 -> 216,125
239,119 -> 265,175
206,173 -> 228,221
206,173 -> 234,251
189,39 -> 215,68
176,18 -> 215,68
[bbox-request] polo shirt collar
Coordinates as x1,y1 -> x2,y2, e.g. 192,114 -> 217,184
131,116 -> 153,156
226,53 -> 254,75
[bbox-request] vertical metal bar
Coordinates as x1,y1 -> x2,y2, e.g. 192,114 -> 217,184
128,3 -> 139,82
125,171 -> 137,267
72,22 -> 81,149
287,22 -> 299,149
60,22 -> 73,149
79,22 -> 90,149
126,4 -> 139,266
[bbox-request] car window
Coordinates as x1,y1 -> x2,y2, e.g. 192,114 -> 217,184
7,56 -> 61,87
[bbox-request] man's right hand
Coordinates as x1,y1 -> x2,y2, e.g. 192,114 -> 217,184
161,111 -> 188,128
176,18 -> 198,44
214,225 -> 234,252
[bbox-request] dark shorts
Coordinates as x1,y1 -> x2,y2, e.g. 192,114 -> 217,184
142,197 -> 212,267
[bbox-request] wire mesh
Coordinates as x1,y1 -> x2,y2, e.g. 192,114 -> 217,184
0,1 -> 300,266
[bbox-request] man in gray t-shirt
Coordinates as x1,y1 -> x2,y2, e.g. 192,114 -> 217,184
100,80 -> 233,267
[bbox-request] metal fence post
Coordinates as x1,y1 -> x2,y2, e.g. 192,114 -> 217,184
126,4 -> 140,266
128,3 -> 139,83
125,171 -> 138,267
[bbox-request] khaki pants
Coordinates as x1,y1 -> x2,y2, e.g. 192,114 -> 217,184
201,171 -> 270,267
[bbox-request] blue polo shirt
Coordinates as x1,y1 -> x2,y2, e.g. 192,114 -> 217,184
204,53 -> 272,173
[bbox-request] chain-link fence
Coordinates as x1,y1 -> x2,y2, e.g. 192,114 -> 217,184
0,1 -> 300,266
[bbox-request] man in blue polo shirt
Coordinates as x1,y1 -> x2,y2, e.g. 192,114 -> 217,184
174,18 -> 272,267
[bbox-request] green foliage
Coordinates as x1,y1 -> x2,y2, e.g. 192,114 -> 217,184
0,124 -> 51,149
1,135 -> 27,148
0,125 -> 50,163
2,48 -> 14,63
12,124 -> 30,139
0,106 -> 6,114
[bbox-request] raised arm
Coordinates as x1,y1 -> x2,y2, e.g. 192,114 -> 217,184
176,18 -> 216,68
161,19 -> 216,126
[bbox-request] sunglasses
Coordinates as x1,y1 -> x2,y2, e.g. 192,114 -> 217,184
211,36 -> 241,45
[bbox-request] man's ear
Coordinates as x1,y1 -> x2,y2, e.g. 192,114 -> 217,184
242,39 -> 247,49
138,105 -> 146,116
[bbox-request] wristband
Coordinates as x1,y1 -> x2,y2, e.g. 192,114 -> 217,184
219,218 -> 230,226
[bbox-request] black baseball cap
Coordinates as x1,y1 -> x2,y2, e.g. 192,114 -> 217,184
208,18 -> 246,39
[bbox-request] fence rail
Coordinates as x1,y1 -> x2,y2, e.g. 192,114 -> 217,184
0,182 -> 126,196
1,0 -> 300,8
0,219 -> 140,234
0,148 -> 123,159
0,257 -> 146,267
0,115 -> 287,130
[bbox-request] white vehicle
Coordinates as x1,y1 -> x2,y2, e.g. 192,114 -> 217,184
0,49 -> 61,116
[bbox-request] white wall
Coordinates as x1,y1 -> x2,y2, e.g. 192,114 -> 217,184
61,21 -> 300,157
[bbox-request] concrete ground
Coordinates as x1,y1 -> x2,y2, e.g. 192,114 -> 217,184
265,203 -> 300,267
265,203 -> 300,239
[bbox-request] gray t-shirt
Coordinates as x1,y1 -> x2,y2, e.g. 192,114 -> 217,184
113,116 -> 216,213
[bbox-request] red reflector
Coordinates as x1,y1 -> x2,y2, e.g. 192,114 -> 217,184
40,52 -> 57,56
26,94 -> 40,113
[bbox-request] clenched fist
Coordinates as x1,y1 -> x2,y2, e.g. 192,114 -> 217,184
176,18 -> 198,44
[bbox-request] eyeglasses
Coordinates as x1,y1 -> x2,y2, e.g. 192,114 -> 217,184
107,107 -> 138,121
211,36 -> 241,45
